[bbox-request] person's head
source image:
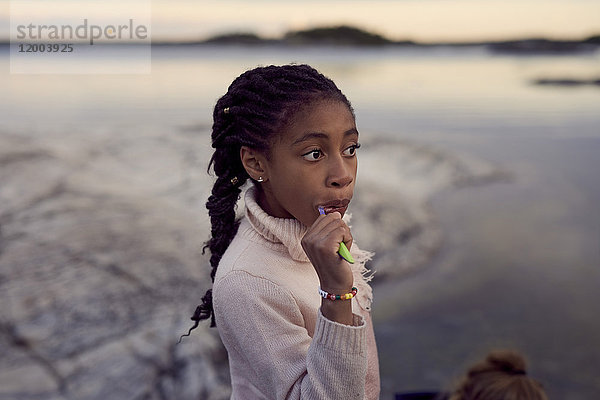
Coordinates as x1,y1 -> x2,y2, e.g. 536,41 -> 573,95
179,64 -> 356,339
449,350 -> 548,400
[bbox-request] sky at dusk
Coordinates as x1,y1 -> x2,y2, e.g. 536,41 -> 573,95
1,0 -> 599,43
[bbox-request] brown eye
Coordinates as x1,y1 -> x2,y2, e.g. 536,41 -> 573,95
302,149 -> 323,161
342,143 -> 361,156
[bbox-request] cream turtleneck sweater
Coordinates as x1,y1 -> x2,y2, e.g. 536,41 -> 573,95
213,185 -> 380,400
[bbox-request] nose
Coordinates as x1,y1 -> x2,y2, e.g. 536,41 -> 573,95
326,154 -> 354,188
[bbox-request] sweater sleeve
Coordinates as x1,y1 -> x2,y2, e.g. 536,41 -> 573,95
213,270 -> 368,400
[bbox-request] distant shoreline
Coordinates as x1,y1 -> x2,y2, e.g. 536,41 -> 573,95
2,25 -> 599,54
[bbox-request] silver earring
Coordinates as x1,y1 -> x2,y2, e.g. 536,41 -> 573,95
257,176 -> 264,183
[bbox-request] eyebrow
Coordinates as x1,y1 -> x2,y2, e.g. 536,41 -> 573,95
291,128 -> 359,146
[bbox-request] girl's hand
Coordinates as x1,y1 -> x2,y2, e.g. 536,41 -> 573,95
301,212 -> 354,295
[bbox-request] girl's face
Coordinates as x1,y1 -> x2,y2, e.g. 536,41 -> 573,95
258,99 -> 359,227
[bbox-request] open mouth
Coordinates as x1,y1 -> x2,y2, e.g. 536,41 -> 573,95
318,197 -> 351,217
321,205 -> 348,215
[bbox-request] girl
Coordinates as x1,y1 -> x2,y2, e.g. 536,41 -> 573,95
182,64 -> 379,399
449,350 -> 548,400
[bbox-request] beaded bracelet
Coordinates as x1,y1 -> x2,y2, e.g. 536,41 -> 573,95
318,286 -> 358,301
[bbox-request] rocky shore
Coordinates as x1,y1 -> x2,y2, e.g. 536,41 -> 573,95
0,125 -> 232,400
0,123 -> 508,399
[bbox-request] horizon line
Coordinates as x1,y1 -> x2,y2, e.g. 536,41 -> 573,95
3,24 -> 599,46
2,35 -> 599,47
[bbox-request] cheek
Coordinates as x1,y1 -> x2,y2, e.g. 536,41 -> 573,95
273,169 -> 312,203
272,169 -> 319,219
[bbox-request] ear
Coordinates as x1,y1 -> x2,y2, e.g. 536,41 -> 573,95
240,146 -> 269,182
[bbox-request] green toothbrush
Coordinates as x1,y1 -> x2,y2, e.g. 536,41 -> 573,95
318,206 -> 355,264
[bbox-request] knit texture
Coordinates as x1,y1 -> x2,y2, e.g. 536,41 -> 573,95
213,185 -> 380,399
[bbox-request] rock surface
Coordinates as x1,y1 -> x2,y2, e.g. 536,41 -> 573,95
0,124 -> 507,399
351,136 -> 512,280
0,125 -> 231,400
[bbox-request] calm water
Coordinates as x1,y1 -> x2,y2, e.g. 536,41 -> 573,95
2,45 -> 599,399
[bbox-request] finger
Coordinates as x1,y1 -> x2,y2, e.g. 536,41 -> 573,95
316,215 -> 348,239
344,231 -> 353,250
307,211 -> 343,239
327,220 -> 353,251
322,222 -> 353,249
308,211 -> 334,233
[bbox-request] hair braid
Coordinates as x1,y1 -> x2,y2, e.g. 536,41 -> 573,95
179,64 -> 354,341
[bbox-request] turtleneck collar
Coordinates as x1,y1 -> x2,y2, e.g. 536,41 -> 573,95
244,185 -> 310,263
243,185 -> 375,310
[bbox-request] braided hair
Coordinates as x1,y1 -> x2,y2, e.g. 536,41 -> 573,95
179,64 -> 354,341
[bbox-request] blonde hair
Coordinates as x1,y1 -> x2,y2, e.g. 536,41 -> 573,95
450,350 -> 548,400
